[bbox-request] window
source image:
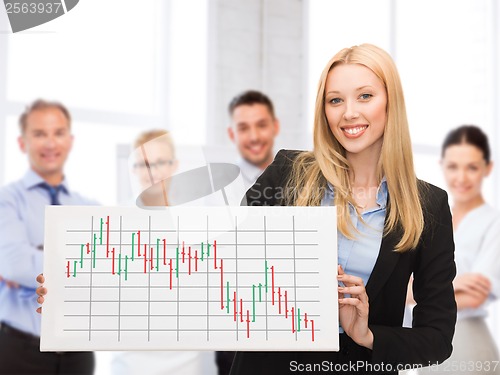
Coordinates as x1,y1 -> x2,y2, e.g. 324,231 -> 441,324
1,0 -> 209,205
308,0 -> 499,342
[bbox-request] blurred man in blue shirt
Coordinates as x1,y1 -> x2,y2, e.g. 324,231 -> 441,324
0,99 -> 96,374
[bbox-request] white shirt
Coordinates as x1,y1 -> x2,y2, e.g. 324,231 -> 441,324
455,204 -> 500,320
237,158 -> 264,191
112,351 -> 202,375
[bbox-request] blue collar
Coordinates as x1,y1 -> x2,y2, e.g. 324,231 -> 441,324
325,176 -> 388,210
22,169 -> 70,195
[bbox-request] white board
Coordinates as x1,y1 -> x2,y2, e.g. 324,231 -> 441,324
41,206 -> 338,351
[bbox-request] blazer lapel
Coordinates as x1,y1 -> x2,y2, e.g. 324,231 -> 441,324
365,226 -> 401,301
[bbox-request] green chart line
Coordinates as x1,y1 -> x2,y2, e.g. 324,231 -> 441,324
297,308 -> 301,332
265,261 -> 268,292
99,218 -> 103,245
67,238 -> 319,344
156,239 -> 160,271
252,284 -> 256,322
175,247 -> 179,278
92,234 -> 97,268
226,282 -> 230,314
131,233 -> 135,261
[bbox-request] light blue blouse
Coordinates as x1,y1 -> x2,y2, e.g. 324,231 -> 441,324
321,178 -> 388,332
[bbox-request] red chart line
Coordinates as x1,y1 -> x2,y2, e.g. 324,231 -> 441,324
168,259 -> 173,290
278,287 -> 282,314
163,239 -> 166,265
233,292 -> 237,322
106,216 -> 110,255
137,231 -> 141,257
150,248 -> 154,271
246,310 -> 250,338
240,299 -> 243,323
69,219 -> 320,343
214,240 -> 217,269
285,290 -> 288,318
311,319 -> 315,342
271,266 -> 275,305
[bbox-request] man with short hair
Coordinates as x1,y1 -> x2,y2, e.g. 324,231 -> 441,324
227,90 -> 280,190
217,90 -> 280,375
0,99 -> 96,374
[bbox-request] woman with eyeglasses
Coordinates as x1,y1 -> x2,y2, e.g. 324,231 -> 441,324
131,130 -> 179,207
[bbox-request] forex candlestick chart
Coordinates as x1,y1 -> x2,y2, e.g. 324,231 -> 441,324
41,206 -> 338,351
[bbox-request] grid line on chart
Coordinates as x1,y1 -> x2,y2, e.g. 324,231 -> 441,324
118,216 -> 122,341
234,216 -> 239,341
206,215 -> 210,341
177,215 -> 180,341
148,215 -> 151,341
61,211 -> 324,346
88,216 -> 93,341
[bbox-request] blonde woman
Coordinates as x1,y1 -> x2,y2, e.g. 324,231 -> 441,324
36,130 -> 203,375
231,44 -> 456,374
131,129 -> 178,207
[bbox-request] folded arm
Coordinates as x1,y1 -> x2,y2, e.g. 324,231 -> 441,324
0,195 -> 44,288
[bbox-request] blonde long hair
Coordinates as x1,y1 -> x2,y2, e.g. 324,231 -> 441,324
287,44 -> 423,252
133,129 -> 175,157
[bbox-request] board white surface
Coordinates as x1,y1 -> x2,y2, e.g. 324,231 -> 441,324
41,206 -> 338,351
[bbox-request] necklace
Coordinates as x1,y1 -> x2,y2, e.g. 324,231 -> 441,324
351,186 -> 377,210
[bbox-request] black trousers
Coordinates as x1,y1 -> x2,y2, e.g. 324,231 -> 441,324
216,351 -> 236,375
0,324 -> 95,375
229,334 -> 397,375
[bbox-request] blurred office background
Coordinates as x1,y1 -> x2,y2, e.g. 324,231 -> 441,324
0,0 -> 499,374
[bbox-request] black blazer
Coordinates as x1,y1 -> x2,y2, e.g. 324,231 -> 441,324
231,150 -> 457,375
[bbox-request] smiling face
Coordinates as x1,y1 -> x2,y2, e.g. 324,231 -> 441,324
228,103 -> 280,169
441,143 -> 492,205
134,139 -> 178,190
324,63 -> 387,160
18,107 -> 73,185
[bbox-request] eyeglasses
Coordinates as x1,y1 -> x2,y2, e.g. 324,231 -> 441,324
134,159 -> 175,170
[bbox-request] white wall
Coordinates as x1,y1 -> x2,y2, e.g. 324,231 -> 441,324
1,0 -> 500,372
208,0 -> 308,151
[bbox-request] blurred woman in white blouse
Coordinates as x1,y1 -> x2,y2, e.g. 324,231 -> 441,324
407,125 -> 500,374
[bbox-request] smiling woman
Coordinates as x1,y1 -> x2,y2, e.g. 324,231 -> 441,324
131,130 -> 178,207
417,125 -> 500,375
229,44 -> 457,375
324,64 -> 387,157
